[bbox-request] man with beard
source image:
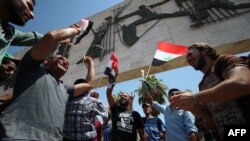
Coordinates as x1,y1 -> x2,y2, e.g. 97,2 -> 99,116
0,0 -> 43,64
170,42 -> 250,140
0,53 -> 19,113
106,78 -> 147,141
0,23 -> 92,140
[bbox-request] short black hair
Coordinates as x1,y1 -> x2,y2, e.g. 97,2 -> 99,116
168,88 -> 180,97
142,103 -> 151,108
74,78 -> 86,85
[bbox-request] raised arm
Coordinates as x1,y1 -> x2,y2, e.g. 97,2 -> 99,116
198,65 -> 250,102
149,95 -> 165,114
12,30 -> 43,46
30,24 -> 81,61
83,56 -> 95,83
106,84 -> 116,108
170,65 -> 250,108
73,56 -> 95,97
106,70 -> 118,108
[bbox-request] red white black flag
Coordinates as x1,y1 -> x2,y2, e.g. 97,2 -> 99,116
75,18 -> 93,44
104,53 -> 118,84
152,41 -> 188,66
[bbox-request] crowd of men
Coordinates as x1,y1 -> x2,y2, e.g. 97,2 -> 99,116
0,0 -> 250,141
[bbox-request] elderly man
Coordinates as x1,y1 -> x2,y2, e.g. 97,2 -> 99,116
0,23 -> 92,140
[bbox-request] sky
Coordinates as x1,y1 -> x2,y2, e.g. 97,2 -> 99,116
8,0 -> 123,53
7,0 -> 250,123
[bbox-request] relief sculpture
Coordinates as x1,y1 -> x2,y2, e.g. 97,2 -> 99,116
76,0 -> 250,62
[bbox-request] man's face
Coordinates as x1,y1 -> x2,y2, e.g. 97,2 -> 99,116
168,91 -> 178,99
46,55 -> 69,78
90,92 -> 99,99
186,48 -> 205,71
6,0 -> 35,26
0,60 -> 17,82
119,93 -> 130,107
143,105 -> 152,115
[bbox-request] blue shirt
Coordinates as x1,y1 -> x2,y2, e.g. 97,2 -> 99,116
142,116 -> 165,141
152,102 -> 198,141
102,125 -> 112,141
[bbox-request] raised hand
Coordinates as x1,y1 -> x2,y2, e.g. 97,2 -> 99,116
70,24 -> 81,34
130,92 -> 135,101
82,55 -> 93,68
169,92 -> 195,110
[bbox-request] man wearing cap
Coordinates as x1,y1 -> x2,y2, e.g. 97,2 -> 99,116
149,88 -> 198,141
0,53 -> 20,113
0,0 -> 43,64
142,102 -> 165,141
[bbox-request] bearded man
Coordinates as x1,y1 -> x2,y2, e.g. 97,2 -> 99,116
106,77 -> 147,141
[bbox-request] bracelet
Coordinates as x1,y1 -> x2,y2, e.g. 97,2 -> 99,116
108,83 -> 116,88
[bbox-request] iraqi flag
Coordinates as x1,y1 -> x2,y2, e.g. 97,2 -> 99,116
75,18 -> 94,44
152,41 -> 188,66
104,53 -> 118,84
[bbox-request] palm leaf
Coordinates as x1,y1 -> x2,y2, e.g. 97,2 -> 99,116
134,75 -> 168,105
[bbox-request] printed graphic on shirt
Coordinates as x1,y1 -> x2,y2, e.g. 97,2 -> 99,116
117,112 -> 134,133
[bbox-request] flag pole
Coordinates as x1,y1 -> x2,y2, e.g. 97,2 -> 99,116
95,76 -> 103,90
146,64 -> 152,78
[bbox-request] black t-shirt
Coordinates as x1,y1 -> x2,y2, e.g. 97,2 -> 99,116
111,104 -> 144,141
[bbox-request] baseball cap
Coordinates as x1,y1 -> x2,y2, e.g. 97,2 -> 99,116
3,53 -> 20,65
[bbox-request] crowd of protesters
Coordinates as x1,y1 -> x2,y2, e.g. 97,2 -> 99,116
1,0 -> 250,141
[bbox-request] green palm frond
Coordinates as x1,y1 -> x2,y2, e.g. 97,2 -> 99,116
134,75 -> 168,105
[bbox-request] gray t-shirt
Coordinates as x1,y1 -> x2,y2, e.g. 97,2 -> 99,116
0,51 -> 74,140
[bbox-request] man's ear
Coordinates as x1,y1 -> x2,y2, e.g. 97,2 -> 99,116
43,60 -> 49,69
